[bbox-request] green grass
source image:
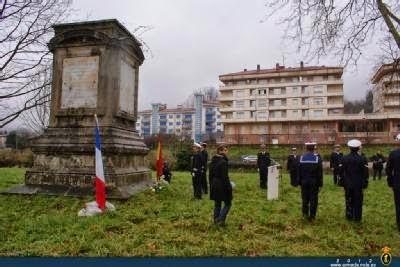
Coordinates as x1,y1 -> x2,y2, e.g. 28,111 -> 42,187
0,167 -> 399,256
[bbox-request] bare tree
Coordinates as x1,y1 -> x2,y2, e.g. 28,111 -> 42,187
0,0 -> 72,128
183,86 -> 219,107
263,0 -> 399,67
19,64 -> 51,135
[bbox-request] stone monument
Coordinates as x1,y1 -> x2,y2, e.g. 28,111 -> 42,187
6,19 -> 151,199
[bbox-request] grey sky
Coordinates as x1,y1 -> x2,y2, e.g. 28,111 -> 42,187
75,0 -> 375,109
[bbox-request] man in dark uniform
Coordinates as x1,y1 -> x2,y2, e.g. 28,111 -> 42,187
371,150 -> 386,180
200,143 -> 209,194
162,161 -> 172,183
257,144 -> 271,189
298,142 -> 323,221
190,143 -> 203,199
287,147 -> 299,187
330,144 -> 343,185
386,134 -> 400,231
339,139 -> 369,222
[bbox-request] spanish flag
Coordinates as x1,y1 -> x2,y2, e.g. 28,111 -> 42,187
156,136 -> 163,182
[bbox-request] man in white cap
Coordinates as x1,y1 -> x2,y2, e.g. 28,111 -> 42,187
339,139 -> 369,222
191,143 -> 203,199
298,142 -> 323,221
386,133 -> 400,231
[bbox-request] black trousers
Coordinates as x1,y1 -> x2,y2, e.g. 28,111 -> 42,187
259,169 -> 268,188
301,185 -> 319,219
201,171 -> 208,194
289,170 -> 298,187
345,187 -> 363,221
373,168 -> 383,180
393,189 -> 400,230
192,174 -> 202,199
333,168 -> 340,185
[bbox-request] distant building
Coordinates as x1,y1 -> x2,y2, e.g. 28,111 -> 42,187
372,63 -> 400,113
218,62 -> 400,144
136,95 -> 223,142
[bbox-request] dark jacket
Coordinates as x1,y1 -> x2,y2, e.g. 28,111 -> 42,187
287,154 -> 298,171
298,152 -> 323,187
386,149 -> 400,189
330,152 -> 343,169
340,152 -> 369,189
201,150 -> 208,172
209,154 -> 232,202
190,152 -> 202,177
162,164 -> 172,182
257,152 -> 271,172
371,153 -> 385,170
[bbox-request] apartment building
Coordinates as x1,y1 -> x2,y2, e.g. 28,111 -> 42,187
136,95 -> 223,142
219,63 -> 348,144
372,63 -> 400,113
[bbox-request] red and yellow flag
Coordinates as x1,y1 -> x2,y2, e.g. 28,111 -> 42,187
156,136 -> 163,181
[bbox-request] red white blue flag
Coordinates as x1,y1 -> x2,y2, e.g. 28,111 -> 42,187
94,114 -> 106,210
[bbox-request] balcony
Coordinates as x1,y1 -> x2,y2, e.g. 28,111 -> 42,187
384,102 -> 400,107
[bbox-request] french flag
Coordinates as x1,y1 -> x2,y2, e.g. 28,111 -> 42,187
94,114 -> 106,210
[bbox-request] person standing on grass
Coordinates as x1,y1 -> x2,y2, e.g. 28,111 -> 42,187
371,150 -> 386,180
330,144 -> 343,186
339,139 -> 369,222
298,142 -> 323,221
162,161 -> 172,183
200,142 -> 209,194
190,143 -> 203,199
209,144 -> 232,226
257,144 -> 271,189
287,147 -> 299,187
386,134 -> 400,231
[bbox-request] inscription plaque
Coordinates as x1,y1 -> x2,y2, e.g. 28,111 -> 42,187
61,56 -> 99,109
119,60 -> 135,114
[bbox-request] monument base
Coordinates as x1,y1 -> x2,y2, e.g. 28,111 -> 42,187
2,126 -> 152,199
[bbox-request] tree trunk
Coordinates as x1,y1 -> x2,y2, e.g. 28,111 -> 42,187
377,0 -> 400,49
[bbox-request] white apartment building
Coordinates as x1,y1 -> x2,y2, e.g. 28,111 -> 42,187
372,63 -> 400,113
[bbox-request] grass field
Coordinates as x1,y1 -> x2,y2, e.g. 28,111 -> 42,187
0,167 -> 399,256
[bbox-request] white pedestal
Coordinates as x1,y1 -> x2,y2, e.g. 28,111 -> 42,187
267,165 -> 279,200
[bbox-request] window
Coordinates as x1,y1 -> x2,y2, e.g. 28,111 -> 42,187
258,111 -> 268,119
250,100 -> 256,107
236,90 -> 245,97
270,111 -> 282,118
160,121 -> 167,126
168,115 -> 173,119
272,88 -> 281,95
258,89 -> 267,95
314,98 -> 323,105
313,86 -> 324,94
176,121 -> 181,126
176,115 -> 181,119
302,110 -> 309,117
184,114 -> 192,119
169,122 -> 173,126
292,87 -> 299,94
292,99 -> 299,106
313,110 -> 323,117
258,99 -> 267,107
273,99 -> 282,106
302,98 -> 309,105
160,115 -> 166,120
292,110 -> 299,117
292,77 -> 299,82
236,112 -> 245,119
236,100 -> 245,108
301,86 -> 308,94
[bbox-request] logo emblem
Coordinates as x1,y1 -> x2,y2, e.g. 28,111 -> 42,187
381,246 -> 392,266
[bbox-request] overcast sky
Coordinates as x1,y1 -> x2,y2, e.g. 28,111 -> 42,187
74,0 -> 375,109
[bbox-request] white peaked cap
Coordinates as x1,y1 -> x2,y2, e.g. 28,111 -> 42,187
347,139 -> 362,148
396,134 -> 400,141
305,141 -> 317,146
193,142 -> 202,148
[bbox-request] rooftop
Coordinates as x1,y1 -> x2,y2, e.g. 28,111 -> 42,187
219,63 -> 343,79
